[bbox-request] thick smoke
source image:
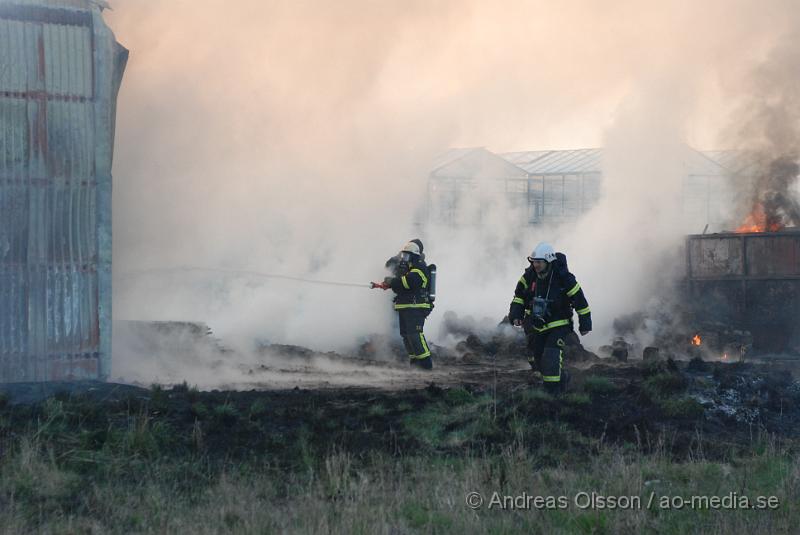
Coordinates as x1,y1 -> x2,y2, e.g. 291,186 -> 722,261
722,26 -> 800,229
556,80 -> 693,345
104,1 -> 799,383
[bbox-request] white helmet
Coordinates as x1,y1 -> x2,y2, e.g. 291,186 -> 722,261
529,242 -> 556,263
401,241 -> 422,256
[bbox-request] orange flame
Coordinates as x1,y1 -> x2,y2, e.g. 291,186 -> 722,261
735,203 -> 783,233
691,334 -> 702,346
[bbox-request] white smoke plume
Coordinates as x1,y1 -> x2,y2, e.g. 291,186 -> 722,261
105,0 -> 799,382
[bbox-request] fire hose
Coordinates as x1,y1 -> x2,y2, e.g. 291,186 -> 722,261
118,266 -> 391,290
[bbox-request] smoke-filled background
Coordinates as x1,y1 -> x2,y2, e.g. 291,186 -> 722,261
105,0 -> 800,382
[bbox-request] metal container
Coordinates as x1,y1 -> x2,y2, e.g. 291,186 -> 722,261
0,0 -> 127,381
686,229 -> 800,352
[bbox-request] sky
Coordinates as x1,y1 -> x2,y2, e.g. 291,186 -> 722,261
104,0 -> 800,363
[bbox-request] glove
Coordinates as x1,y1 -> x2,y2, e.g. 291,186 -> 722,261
512,318 -> 522,327
579,315 -> 592,335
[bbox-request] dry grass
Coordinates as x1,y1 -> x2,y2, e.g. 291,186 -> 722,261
0,429 -> 796,534
0,376 -> 797,534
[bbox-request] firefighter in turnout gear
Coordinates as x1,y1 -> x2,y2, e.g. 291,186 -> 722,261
380,240 -> 434,369
508,242 -> 592,393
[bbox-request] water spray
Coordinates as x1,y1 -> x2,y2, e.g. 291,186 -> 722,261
118,266 -> 375,289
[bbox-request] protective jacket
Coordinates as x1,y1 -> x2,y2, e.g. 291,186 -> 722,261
388,259 -> 432,311
508,254 -> 591,333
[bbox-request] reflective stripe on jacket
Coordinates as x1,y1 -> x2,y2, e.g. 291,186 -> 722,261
389,261 -> 432,310
508,260 -> 591,332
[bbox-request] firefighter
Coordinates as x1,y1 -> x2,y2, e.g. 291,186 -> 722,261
508,242 -> 591,393
379,240 -> 434,369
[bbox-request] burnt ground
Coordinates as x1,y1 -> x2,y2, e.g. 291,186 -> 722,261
1,349 -> 799,472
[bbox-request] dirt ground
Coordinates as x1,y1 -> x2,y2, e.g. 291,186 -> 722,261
2,345 -> 799,469
3,318 -> 799,472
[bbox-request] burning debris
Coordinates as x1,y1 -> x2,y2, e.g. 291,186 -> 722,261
608,296 -> 698,360
686,325 -> 752,362
733,157 -> 800,233
685,225 -> 800,354
725,27 -> 800,235
604,284 -> 765,363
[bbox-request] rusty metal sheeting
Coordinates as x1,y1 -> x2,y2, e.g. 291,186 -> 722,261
686,230 -> 800,352
0,0 -> 127,382
687,231 -> 800,279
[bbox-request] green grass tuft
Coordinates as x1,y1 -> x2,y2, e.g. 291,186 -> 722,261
583,376 -> 617,395
644,372 -> 688,399
366,403 -> 387,417
563,392 -> 591,406
659,397 -> 704,419
444,387 -> 474,406
248,399 -> 268,419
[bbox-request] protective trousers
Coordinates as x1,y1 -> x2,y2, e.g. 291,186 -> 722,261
526,325 -> 571,393
398,308 -> 432,369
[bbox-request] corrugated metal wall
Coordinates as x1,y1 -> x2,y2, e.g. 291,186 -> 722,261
686,231 -> 800,351
0,0 -> 126,381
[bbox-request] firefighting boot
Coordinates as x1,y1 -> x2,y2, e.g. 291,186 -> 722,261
544,382 -> 560,396
410,357 -> 433,370
541,347 -> 563,394
559,369 -> 571,394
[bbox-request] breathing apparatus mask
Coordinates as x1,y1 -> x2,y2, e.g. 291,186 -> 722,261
531,297 -> 551,329
397,241 -> 421,272
531,269 -> 554,329
398,251 -> 414,271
